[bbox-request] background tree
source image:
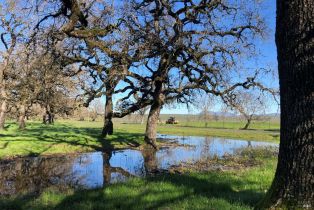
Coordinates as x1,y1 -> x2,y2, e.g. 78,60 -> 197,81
27,35 -> 77,125
138,107 -> 149,124
196,94 -> 214,123
89,99 -> 104,122
36,54 -> 76,124
43,0 -> 144,136
9,48 -> 36,129
0,1 -> 25,129
224,91 -> 267,130
259,0 -> 314,208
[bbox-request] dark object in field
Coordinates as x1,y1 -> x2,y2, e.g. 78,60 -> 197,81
166,117 -> 178,124
43,112 -> 54,124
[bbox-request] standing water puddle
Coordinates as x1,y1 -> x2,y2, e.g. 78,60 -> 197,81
0,135 -> 278,196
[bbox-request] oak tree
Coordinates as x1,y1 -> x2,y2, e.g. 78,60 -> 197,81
258,0 -> 314,208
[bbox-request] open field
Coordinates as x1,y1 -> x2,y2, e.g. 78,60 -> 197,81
0,120 -> 279,159
114,113 -> 280,130
0,119 -> 279,209
0,149 -> 277,210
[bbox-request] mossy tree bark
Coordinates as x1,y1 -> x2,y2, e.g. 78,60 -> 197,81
258,0 -> 314,208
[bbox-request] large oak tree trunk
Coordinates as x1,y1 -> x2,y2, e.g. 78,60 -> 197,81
102,88 -> 114,137
144,81 -> 164,149
258,0 -> 314,208
18,105 -> 26,130
144,103 -> 161,149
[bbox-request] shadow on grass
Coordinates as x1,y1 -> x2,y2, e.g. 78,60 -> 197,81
0,122 -> 144,157
0,172 -> 264,210
264,129 -> 280,132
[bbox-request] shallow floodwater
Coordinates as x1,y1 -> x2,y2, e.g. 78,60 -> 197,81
0,135 -> 277,196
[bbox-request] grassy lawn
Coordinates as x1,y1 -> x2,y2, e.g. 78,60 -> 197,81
121,123 -> 279,142
0,154 -> 276,210
0,120 -> 279,159
0,121 -> 144,158
175,120 -> 280,130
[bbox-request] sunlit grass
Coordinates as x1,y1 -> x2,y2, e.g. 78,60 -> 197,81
176,120 -> 279,130
0,120 -> 279,158
117,122 -> 279,142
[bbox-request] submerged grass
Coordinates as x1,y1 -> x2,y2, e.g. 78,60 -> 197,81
0,120 -> 279,158
0,153 -> 276,210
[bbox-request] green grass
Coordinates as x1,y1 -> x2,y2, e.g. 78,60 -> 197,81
0,155 -> 276,210
117,123 -> 279,142
176,120 -> 279,130
0,120 -> 279,158
0,121 -> 144,158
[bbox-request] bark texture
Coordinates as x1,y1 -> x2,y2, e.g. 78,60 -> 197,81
144,81 -> 164,149
144,103 -> 161,149
102,87 -> 114,137
258,0 -> 314,208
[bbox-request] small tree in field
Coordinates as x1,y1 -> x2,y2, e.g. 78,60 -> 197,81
223,91 -> 267,130
196,94 -> 214,123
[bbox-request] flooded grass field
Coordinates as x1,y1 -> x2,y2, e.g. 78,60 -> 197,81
0,135 -> 278,196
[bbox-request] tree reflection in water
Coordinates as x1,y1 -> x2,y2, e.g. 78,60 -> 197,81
0,155 -> 77,196
141,148 -> 158,174
102,151 -> 135,184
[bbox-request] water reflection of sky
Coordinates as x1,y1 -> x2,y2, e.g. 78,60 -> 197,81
0,135 -> 278,195
157,135 -> 277,168
72,152 -> 103,189
70,135 -> 278,188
